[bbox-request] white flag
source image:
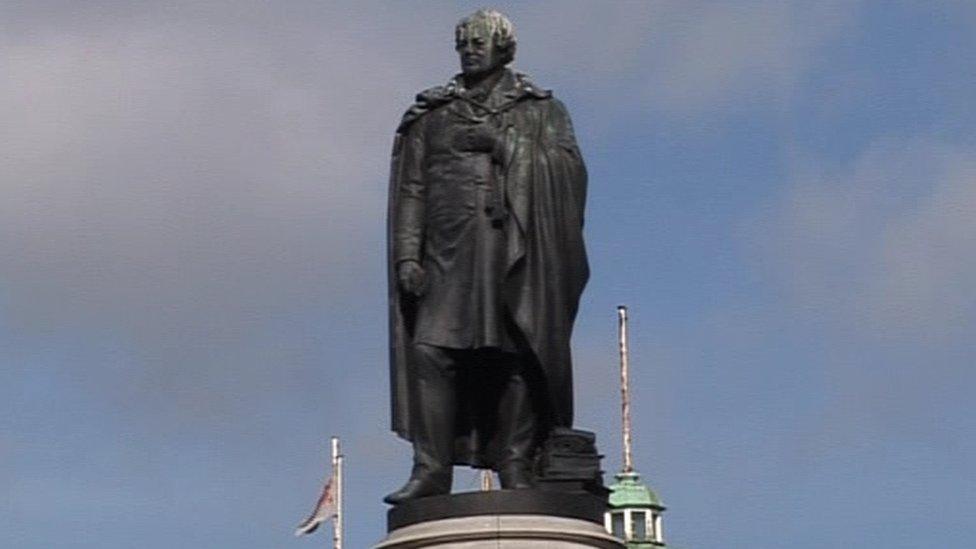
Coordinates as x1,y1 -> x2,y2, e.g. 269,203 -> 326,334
295,476 -> 336,536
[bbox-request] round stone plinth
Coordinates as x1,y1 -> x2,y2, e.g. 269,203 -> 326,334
375,514 -> 625,548
388,489 -> 608,531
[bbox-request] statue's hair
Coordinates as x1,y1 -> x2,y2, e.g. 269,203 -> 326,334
455,9 -> 517,65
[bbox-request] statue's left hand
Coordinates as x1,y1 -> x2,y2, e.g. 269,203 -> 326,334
397,260 -> 427,297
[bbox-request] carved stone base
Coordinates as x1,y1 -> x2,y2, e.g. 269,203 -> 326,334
375,514 -> 624,548
377,490 -> 624,548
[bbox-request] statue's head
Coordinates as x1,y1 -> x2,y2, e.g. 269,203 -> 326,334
455,9 -> 516,77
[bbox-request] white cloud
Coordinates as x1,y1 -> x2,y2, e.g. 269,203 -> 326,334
873,154 -> 976,332
748,137 -> 976,342
509,1 -> 862,113
642,1 -> 861,111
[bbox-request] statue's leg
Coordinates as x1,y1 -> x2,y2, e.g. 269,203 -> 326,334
493,354 -> 537,489
384,343 -> 456,504
410,343 -> 457,485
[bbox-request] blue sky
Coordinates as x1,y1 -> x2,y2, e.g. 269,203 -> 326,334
2,2 -> 974,547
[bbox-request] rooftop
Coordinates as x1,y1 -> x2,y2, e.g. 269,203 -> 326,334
607,471 -> 665,510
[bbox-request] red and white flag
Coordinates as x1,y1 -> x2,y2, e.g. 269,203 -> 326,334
295,476 -> 336,536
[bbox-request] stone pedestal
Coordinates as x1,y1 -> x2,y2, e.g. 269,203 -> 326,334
376,514 -> 624,548
375,490 -> 625,549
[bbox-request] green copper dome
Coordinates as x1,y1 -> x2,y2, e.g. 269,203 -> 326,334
608,471 -> 665,509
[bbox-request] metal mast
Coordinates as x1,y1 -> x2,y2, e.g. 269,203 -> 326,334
331,436 -> 343,549
618,305 -> 634,474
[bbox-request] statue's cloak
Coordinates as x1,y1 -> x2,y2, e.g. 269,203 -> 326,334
387,70 -> 588,466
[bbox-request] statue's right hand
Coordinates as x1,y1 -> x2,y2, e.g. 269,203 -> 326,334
397,260 -> 427,297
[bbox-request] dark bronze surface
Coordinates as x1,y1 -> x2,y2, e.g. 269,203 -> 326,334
385,9 -> 592,504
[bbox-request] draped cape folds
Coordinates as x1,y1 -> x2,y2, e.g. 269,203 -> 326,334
387,70 -> 589,465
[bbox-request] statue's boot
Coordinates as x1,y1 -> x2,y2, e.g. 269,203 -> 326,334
382,464 -> 452,504
384,344 -> 456,505
495,367 -> 536,490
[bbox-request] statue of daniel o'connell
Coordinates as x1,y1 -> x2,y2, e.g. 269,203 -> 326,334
385,9 -> 591,505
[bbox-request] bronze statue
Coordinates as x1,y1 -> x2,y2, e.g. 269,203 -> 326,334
385,9 -> 589,504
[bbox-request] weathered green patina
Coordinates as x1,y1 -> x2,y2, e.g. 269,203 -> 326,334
607,471 -> 667,548
608,471 -> 664,510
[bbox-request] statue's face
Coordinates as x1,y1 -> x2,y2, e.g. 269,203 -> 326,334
456,22 -> 502,77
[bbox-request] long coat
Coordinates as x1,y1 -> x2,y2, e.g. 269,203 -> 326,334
387,69 -> 589,465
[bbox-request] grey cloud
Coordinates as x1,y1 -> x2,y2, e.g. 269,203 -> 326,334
0,2 -> 468,330
0,4 -> 449,433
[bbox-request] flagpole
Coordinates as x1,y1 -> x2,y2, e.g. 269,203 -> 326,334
331,436 -> 343,549
618,305 -> 634,474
